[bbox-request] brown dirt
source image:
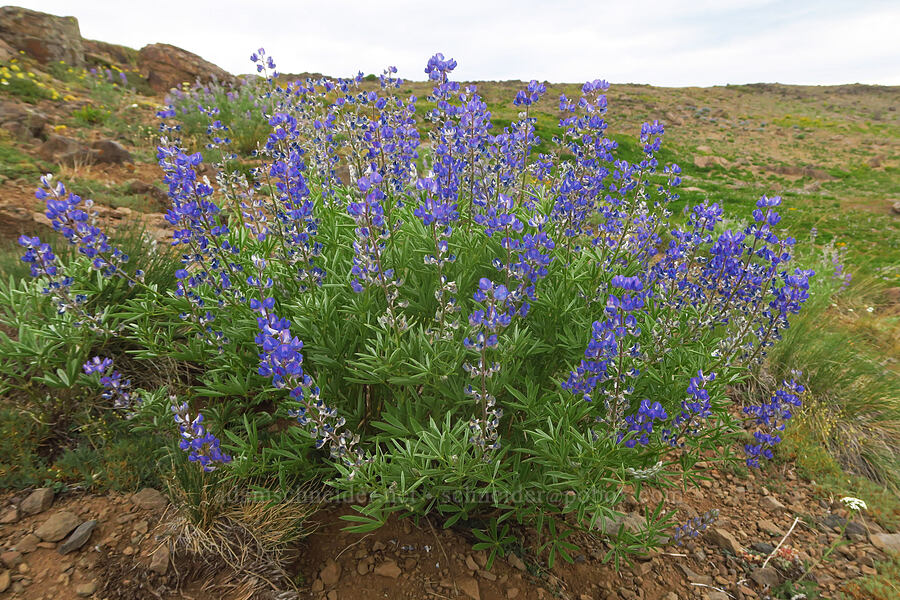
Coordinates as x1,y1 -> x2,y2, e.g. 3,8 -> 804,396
1,462 -> 894,600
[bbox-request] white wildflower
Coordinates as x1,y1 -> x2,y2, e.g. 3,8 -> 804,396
840,496 -> 867,512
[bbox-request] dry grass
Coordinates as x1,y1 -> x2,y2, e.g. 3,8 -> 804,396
160,470 -> 320,597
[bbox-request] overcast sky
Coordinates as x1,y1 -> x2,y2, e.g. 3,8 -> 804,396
14,0 -> 900,86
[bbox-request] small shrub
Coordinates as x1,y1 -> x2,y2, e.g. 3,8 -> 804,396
72,104 -> 111,126
5,50 -> 821,564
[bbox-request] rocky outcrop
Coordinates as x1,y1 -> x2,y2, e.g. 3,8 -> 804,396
0,6 -> 84,66
138,43 -> 232,92
0,37 -> 15,62
82,38 -> 138,69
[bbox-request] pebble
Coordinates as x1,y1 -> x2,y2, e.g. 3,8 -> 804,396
0,506 -> 20,524
149,544 -> 170,575
16,534 -> 40,554
75,580 -> 97,597
373,559 -> 401,578
458,576 -> 480,600
21,488 -> 54,515
0,552 -> 22,568
59,520 -> 99,555
130,488 -> 167,511
319,558 -> 341,586
760,496 -> 786,511
34,511 -> 79,542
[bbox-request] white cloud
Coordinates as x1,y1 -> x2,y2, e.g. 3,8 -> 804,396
13,0 -> 900,85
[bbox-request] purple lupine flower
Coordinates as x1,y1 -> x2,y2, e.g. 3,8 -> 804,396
743,375 -> 804,467
251,297 -> 368,474
672,509 -> 720,545
619,399 -> 668,448
171,402 -> 231,471
82,356 -> 139,409
37,175 -> 134,281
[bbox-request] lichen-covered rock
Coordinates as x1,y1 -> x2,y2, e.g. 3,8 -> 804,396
82,38 -> 137,69
137,43 -> 232,93
0,6 -> 84,66
37,135 -> 97,166
0,100 -> 49,140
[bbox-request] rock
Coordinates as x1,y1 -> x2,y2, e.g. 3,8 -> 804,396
0,101 -> 49,140
708,528 -> 742,555
131,488 -> 168,511
16,534 -> 40,553
356,558 -> 370,575
465,554 -> 479,571
678,564 -> 712,585
706,592 -> 729,600
35,511 -> 80,542
458,576 -> 481,600
871,533 -> 900,553
373,559 -> 401,578
750,566 -> 780,587
91,139 -> 133,164
507,553 -> 526,571
693,155 -> 730,169
0,505 -> 20,524
0,551 -> 22,568
320,558 -> 341,586
58,520 -> 98,555
0,7 -> 85,66
769,165 -> 835,181
892,201 -> 900,216
75,580 -> 97,597
133,520 -> 149,535
760,496 -> 786,512
506,587 -> 520,599
126,180 -> 168,208
138,43 -> 232,93
21,488 -> 54,515
0,570 -> 8,593
37,135 -> 97,166
310,578 -> 324,592
844,521 -> 867,540
757,519 -> 781,537
82,39 -> 137,70
149,544 -> 170,575
751,542 -> 775,554
664,111 -> 684,126
0,37 -> 15,62
821,514 -> 846,532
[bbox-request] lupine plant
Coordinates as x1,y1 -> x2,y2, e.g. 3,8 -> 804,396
6,50 -> 817,564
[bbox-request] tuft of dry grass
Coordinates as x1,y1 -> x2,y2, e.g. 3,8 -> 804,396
161,466 -> 319,596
